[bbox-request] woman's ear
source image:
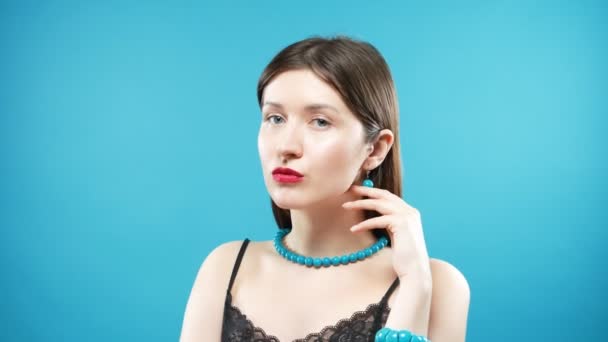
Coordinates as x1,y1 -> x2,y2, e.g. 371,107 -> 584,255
364,129 -> 394,170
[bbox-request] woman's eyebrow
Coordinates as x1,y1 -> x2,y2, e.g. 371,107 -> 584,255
305,103 -> 339,114
262,101 -> 339,114
262,101 -> 283,109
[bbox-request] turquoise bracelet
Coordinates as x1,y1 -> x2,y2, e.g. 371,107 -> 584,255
375,327 -> 431,342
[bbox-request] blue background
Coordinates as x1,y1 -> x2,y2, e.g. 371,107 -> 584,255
1,1 -> 606,341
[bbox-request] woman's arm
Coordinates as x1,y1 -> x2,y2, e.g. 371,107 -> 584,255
180,241 -> 243,342
384,262 -> 433,336
427,259 -> 470,342
385,258 -> 470,342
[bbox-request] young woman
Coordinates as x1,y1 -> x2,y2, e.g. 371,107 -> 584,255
180,36 -> 470,342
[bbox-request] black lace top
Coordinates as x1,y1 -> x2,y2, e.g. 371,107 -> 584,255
221,238 -> 400,342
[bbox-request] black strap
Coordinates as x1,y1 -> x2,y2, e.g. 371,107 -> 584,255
380,277 -> 400,304
372,277 -> 400,332
227,238 -> 250,294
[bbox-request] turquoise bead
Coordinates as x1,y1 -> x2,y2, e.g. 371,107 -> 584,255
363,179 -> 374,187
305,257 -> 313,266
397,331 -> 412,341
322,257 -> 331,267
375,327 -> 391,342
273,228 -> 388,268
331,256 -> 341,266
385,331 -> 399,342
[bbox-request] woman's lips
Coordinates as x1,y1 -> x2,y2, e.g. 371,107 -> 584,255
272,173 -> 304,183
272,167 -> 304,183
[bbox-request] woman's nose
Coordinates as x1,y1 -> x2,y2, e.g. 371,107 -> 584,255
277,125 -> 303,161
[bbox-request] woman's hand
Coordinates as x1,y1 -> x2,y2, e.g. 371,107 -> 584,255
342,185 -> 432,283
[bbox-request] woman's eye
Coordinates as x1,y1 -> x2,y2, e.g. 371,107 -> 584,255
266,115 -> 284,124
313,118 -> 330,127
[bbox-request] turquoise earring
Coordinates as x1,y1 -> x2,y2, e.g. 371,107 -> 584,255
362,170 -> 374,187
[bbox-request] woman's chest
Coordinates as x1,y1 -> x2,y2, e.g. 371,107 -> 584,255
223,294 -> 389,342
224,274 -> 396,341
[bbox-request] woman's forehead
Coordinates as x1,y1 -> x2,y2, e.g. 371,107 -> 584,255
262,70 -> 349,114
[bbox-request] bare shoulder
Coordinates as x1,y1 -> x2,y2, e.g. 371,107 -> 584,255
427,258 -> 471,341
194,239 -> 250,295
429,258 -> 470,295
179,239 -> 249,342
205,240 -> 249,271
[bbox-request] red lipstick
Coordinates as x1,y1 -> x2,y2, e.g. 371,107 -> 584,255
272,167 -> 304,183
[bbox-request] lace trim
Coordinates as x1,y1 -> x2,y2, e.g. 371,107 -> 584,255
293,301 -> 391,342
226,302 -> 280,341
225,296 -> 391,342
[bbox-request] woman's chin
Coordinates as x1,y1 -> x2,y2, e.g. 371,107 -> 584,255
270,192 -> 318,210
271,194 -> 339,210
272,199 -> 307,210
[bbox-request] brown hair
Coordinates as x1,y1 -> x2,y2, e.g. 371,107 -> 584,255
257,35 -> 402,246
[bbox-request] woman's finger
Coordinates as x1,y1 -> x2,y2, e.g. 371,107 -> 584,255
350,215 -> 394,233
349,184 -> 403,202
342,198 -> 396,215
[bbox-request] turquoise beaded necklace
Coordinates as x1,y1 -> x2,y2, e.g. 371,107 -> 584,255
274,228 -> 388,268
273,171 -> 388,268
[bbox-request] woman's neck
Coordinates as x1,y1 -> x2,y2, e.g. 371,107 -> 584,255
283,195 -> 378,257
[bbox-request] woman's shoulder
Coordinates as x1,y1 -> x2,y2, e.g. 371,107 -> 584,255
429,258 -> 469,286
428,257 -> 470,302
193,240 -> 250,285
202,239 -> 273,273
426,258 -> 471,337
181,239 -> 258,341
206,239 -> 249,261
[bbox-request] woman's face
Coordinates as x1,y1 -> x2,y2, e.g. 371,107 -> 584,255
258,69 -> 370,209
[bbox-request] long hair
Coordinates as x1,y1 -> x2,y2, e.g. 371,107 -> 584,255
257,35 -> 402,246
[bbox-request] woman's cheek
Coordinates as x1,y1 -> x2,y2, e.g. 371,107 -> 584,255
318,145 -> 355,183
